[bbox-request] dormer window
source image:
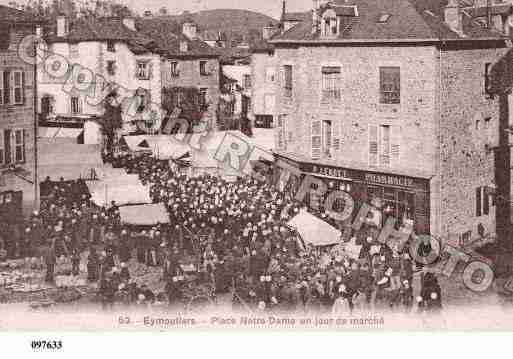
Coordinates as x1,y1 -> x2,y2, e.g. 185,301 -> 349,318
321,9 -> 339,37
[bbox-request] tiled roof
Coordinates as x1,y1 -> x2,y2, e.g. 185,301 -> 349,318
463,4 -> 513,18
137,18 -> 219,58
282,11 -> 310,22
46,17 -> 159,54
0,5 -> 37,23
272,0 -> 507,44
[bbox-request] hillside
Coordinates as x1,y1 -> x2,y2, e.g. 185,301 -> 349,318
154,8 -> 279,41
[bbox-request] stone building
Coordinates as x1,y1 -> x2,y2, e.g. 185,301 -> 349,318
270,0 -> 511,245
0,6 -> 39,219
137,19 -> 221,131
38,16 -> 163,131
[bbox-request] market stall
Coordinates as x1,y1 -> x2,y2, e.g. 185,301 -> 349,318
287,210 -> 342,247
119,203 -> 170,226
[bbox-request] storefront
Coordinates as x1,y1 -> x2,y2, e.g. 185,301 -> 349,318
275,156 -> 431,235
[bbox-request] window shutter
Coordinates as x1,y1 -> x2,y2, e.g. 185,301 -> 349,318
276,115 -> 284,150
10,71 -> 15,104
10,130 -> 15,164
0,129 -> 4,165
476,187 -> 482,217
333,119 -> 341,151
369,124 -> 378,167
22,129 -> 26,163
0,71 -> 3,105
4,70 -> 10,104
391,125 -> 401,167
311,117 -> 322,160
21,71 -> 26,104
4,129 -> 11,165
148,62 -> 153,79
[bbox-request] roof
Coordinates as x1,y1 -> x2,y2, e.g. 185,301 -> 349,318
272,0 -> 507,44
137,18 -> 219,59
282,11 -> 311,22
0,5 -> 38,24
46,17 -> 159,54
463,4 -> 513,18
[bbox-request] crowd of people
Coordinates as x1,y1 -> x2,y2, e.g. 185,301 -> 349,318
0,153 -> 443,314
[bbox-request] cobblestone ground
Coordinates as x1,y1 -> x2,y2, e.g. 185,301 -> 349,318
2,255 -> 513,330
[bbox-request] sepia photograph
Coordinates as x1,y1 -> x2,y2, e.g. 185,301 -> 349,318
1,0 -> 513,345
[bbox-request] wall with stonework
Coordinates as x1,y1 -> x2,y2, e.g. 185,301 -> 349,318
161,57 -> 220,129
438,46 -> 509,244
0,24 -> 37,214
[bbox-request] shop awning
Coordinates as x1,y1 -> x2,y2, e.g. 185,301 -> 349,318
87,182 -> 152,207
38,139 -> 103,181
119,203 -> 169,226
287,210 -> 341,247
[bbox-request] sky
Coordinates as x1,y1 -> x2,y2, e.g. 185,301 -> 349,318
0,0 -> 312,19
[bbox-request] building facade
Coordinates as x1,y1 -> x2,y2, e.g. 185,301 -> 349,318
271,0 -> 511,245
251,37 -> 278,129
138,19 -> 221,131
38,16 -> 162,129
0,6 -> 38,219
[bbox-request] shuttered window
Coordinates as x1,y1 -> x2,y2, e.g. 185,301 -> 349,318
70,96 -> 82,114
321,66 -> 341,101
476,187 -> 482,217
12,70 -> 24,104
476,186 -> 490,217
3,70 -> 10,104
14,129 -> 25,163
379,66 -> 400,104
369,125 -> 401,168
283,65 -> 292,98
311,117 -> 322,159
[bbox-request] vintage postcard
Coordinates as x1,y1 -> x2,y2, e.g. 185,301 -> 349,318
1,0 -> 513,339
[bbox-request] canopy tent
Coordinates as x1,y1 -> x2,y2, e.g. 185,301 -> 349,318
121,135 -> 191,160
87,182 -> 151,207
38,139 -> 103,181
119,203 -> 169,226
287,210 -> 341,247
38,127 -> 83,140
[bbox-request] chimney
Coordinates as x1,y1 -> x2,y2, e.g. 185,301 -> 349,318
122,17 -> 136,31
312,2 -> 320,35
180,41 -> 188,52
56,15 -> 68,37
183,22 -> 197,40
444,0 -> 463,35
